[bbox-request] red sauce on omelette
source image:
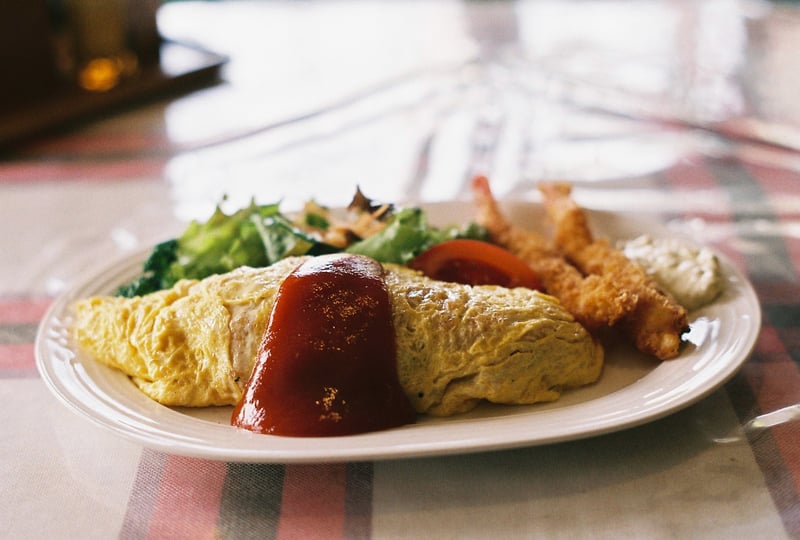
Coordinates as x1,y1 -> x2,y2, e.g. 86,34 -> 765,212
231,254 -> 416,436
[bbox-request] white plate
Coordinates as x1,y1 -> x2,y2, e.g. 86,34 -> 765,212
36,202 -> 761,463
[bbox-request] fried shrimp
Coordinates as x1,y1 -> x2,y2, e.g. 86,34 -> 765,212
471,176 -> 635,330
539,182 -> 689,360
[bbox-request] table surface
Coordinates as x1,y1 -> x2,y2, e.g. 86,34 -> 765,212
3,1 -> 800,538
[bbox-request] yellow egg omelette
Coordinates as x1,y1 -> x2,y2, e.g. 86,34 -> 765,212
71,256 -> 603,416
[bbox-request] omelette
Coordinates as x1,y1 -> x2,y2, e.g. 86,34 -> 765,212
71,256 -> 603,416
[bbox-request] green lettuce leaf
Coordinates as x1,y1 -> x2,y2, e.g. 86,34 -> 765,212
345,207 -> 488,264
117,201 -> 337,297
117,198 -> 487,297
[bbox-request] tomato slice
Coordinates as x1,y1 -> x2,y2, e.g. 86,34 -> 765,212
409,239 -> 541,290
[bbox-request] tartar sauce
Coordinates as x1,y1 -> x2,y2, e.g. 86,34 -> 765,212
620,235 -> 724,311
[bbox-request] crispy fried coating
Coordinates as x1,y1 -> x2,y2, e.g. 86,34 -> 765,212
471,176 -> 635,331
538,182 -> 689,360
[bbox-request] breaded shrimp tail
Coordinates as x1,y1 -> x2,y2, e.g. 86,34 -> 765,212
471,176 -> 635,331
539,182 -> 689,360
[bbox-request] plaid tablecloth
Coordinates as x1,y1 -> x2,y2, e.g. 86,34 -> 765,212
3,145 -> 799,540
3,1 -> 800,538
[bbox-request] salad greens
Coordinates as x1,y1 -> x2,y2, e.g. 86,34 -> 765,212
117,196 -> 487,297
345,207 -> 484,264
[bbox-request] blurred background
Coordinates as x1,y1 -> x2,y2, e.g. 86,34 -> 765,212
4,0 -> 800,293
4,1 -> 800,176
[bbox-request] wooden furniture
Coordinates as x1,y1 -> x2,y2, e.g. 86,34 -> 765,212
0,0 -> 225,147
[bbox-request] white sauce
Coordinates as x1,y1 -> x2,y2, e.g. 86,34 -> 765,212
620,235 -> 724,311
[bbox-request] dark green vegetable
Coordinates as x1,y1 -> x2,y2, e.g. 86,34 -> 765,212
116,239 -> 179,297
116,201 -> 334,297
253,214 -> 338,264
117,196 -> 488,297
303,211 -> 330,230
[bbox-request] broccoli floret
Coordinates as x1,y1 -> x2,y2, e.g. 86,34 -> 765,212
116,239 -> 179,297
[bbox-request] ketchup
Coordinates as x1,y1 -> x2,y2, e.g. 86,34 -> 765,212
231,254 -> 416,436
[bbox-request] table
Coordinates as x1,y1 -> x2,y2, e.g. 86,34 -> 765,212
2,1 -> 800,538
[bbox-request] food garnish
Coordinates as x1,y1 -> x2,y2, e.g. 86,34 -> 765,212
116,201 -> 338,297
117,192 -> 488,297
409,238 -> 541,290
